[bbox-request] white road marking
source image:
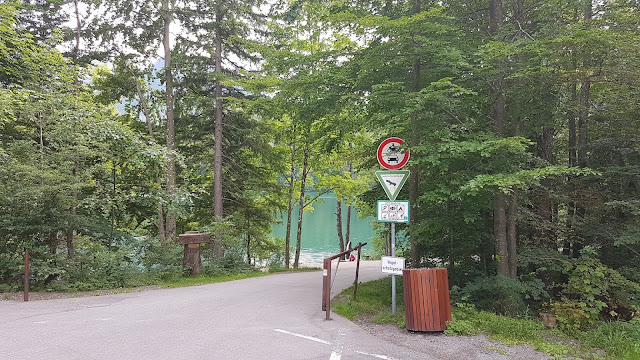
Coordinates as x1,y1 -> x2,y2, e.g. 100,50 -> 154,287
274,328 -> 403,360
355,351 -> 402,360
329,331 -> 345,360
273,329 -> 331,345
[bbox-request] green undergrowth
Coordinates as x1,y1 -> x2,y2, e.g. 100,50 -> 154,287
334,276 -> 405,327
333,277 -> 640,360
446,304 -> 581,359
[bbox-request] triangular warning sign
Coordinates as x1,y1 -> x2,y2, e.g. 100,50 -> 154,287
376,170 -> 410,201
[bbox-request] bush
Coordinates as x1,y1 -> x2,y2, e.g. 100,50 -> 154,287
457,275 -> 549,317
137,237 -> 184,281
562,257 -> 640,323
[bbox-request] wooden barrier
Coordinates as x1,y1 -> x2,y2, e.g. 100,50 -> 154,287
402,268 -> 451,332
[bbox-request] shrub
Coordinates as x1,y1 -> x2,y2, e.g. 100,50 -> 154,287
562,257 -> 640,323
458,275 -> 549,317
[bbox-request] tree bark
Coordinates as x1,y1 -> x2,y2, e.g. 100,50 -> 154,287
293,141 -> 310,268
494,192 -> 509,276
571,0 -> 592,258
346,203 -> 352,249
345,159 -> 353,249
284,140 -> 296,268
409,0 -> 422,266
489,0 -> 510,277
246,220 -> 251,265
507,189 -> 517,278
135,77 -> 167,245
337,200 -> 345,260
536,126 -> 556,249
213,8 -> 225,257
162,0 -> 177,243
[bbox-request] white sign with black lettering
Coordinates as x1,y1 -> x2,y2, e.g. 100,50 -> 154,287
381,256 -> 405,275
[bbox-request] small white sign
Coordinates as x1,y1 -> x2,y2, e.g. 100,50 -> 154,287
381,256 -> 405,275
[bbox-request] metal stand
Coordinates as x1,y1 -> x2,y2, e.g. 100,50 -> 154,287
391,222 -> 396,314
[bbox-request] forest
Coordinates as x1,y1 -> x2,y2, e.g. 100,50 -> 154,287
1,0 -> 639,339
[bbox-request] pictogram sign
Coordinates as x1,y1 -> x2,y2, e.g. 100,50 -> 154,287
377,137 -> 410,170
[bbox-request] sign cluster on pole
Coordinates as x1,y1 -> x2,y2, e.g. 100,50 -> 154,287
376,137 -> 410,314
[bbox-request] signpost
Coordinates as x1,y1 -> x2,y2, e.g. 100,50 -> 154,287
376,137 -> 410,314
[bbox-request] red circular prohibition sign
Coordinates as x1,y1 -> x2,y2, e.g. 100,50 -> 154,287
377,137 -> 410,170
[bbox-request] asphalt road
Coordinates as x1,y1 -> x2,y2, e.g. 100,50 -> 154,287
0,261 -> 450,360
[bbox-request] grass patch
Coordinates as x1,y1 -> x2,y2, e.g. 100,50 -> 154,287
333,276 -> 405,326
580,320 -> 640,360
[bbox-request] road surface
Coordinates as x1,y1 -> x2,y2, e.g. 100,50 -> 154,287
0,261 -> 435,360
0,261 -> 548,360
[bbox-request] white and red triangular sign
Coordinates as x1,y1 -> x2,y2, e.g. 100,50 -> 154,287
376,170 -> 410,201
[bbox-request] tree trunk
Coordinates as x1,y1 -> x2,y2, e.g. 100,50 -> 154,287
409,0 -> 422,266
507,189 -> 517,278
246,220 -> 251,265
162,0 -> 177,243
212,9 -> 225,257
66,160 -> 78,259
285,139 -> 296,268
573,80 -> 590,258
345,159 -> 353,249
337,200 -> 345,260
494,192 -> 509,276
346,203 -> 352,249
293,141 -> 310,268
536,126 -> 556,249
489,0 -> 510,276
135,77 -> 167,245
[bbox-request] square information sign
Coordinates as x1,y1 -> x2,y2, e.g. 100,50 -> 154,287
377,200 -> 409,223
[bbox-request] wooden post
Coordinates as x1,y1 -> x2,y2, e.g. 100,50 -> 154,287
321,242 -> 367,320
325,258 -> 332,320
24,250 -> 29,302
353,243 -> 361,300
322,258 -> 328,311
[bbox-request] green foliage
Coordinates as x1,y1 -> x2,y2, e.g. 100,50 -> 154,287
457,275 -> 549,317
549,256 -> 640,334
581,320 -> 640,360
446,304 -> 577,358
137,237 -> 184,281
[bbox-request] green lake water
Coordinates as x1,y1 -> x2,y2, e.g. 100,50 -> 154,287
270,192 -> 376,263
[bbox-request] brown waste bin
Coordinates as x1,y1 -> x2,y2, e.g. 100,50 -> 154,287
403,268 -> 452,332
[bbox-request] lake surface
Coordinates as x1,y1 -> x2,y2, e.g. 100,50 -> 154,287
270,192 -> 376,264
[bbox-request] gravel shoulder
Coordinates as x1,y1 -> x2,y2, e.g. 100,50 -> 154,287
353,316 -> 551,360
1,285 -> 162,302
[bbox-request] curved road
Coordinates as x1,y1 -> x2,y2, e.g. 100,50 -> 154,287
0,261 -> 445,360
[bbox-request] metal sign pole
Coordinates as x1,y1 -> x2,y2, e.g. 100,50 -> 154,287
391,222 -> 396,314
